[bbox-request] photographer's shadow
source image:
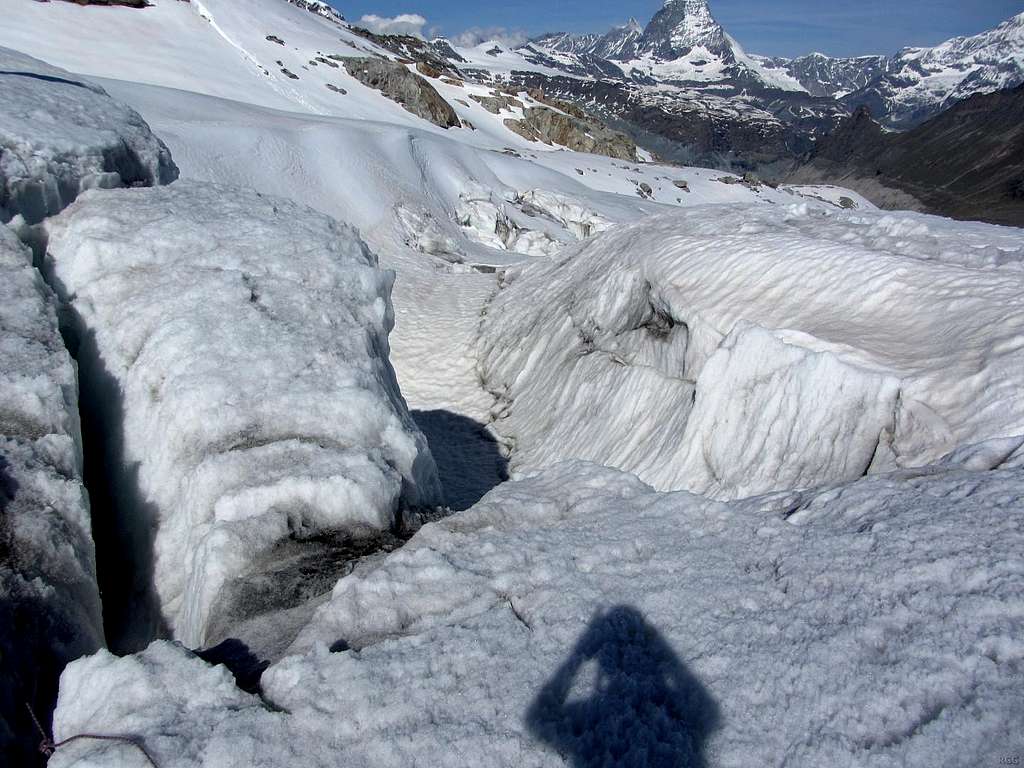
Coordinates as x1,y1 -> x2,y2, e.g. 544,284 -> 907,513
526,606 -> 719,768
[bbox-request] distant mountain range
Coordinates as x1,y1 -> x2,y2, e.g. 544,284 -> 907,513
476,0 -> 1024,173
275,0 -> 1024,207
521,0 -> 1024,129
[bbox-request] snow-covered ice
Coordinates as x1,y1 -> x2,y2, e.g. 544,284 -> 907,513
49,459 -> 1024,767
43,181 -> 442,647
0,225 -> 103,763
0,2 -> 1020,764
0,46 -> 176,226
480,203 -> 1024,497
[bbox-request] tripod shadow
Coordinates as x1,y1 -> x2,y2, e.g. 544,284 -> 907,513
526,606 -> 719,768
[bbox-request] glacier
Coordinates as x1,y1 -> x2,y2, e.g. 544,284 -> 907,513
0,1 -> 1020,766
44,181 -> 442,648
479,203 -> 1024,497
0,46 -> 177,227
48,459 -> 1024,767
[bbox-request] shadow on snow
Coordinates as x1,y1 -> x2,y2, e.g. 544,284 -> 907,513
411,409 -> 508,511
527,605 -> 720,768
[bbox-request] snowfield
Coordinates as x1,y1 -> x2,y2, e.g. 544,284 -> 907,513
0,225 -> 103,765
44,181 -> 442,648
480,203 -> 1024,497
0,46 -> 177,226
50,459 -> 1024,767
80,73 -> 828,437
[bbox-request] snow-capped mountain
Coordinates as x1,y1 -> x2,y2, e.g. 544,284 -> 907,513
840,12 -> 1024,128
591,18 -> 645,60
529,0 -> 795,90
530,18 -> 644,63
785,53 -> 889,98
512,1 -> 1024,170
635,0 -> 732,61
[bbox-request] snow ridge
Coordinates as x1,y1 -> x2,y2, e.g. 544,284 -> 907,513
0,47 -> 177,225
479,204 -> 1024,497
45,181 -> 443,647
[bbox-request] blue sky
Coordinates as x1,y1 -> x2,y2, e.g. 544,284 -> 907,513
333,0 -> 1024,57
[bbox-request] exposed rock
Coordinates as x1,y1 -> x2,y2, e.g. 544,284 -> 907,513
508,71 -> 821,174
506,106 -> 637,161
470,93 -> 524,114
343,57 -> 460,129
416,62 -> 441,79
504,118 -> 550,145
348,27 -> 465,80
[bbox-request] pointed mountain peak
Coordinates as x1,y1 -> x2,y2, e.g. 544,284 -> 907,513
638,0 -> 730,60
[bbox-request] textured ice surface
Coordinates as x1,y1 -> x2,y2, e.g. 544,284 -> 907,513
50,460 -> 1024,767
479,203 -> 1024,497
0,225 -> 102,763
0,46 -> 176,226
44,181 -> 442,646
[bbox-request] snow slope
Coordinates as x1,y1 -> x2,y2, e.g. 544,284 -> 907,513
0,225 -> 103,765
44,181 -> 442,648
0,0 -> 618,155
0,46 -> 176,226
480,203 -> 1024,497
49,458 -> 1024,767
83,75 -> 825,420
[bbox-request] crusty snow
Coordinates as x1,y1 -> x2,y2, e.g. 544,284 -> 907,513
50,458 -> 1024,767
0,1 -> 1021,765
0,225 -> 103,762
480,203 -> 1024,497
44,181 -> 442,648
0,46 -> 176,226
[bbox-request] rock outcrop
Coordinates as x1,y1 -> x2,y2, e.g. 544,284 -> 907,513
506,106 -> 637,161
343,57 -> 460,129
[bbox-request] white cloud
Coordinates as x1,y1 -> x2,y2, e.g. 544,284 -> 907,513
358,13 -> 428,38
451,26 -> 529,49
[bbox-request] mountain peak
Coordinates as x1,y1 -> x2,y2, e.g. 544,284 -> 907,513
638,0 -> 729,60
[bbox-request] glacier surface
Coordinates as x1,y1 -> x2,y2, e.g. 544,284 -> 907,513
49,459 -> 1024,767
479,203 -> 1024,497
0,225 -> 103,764
0,46 -> 177,226
44,181 -> 442,647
